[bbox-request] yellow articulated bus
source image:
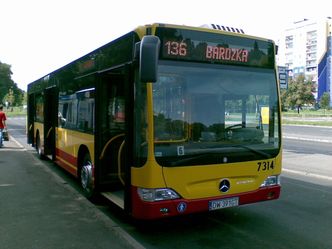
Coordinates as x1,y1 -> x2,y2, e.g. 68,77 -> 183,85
27,23 -> 282,219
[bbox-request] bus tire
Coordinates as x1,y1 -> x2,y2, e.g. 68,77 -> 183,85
80,153 -> 95,200
36,133 -> 45,160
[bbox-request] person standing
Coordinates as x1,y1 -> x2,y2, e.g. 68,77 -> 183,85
0,105 -> 7,147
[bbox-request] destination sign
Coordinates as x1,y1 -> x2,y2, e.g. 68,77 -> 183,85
156,27 -> 275,68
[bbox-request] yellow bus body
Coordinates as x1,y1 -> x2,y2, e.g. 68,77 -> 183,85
132,141 -> 282,199
55,127 -> 94,176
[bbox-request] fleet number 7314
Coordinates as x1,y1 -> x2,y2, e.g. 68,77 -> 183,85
257,161 -> 274,171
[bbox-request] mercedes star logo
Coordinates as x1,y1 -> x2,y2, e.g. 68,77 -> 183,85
219,179 -> 231,193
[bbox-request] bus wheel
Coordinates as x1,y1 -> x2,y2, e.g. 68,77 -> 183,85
36,134 -> 44,159
80,154 -> 95,199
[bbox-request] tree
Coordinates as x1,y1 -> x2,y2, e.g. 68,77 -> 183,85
282,75 -> 316,113
0,61 -> 24,106
0,62 -> 13,102
320,92 -> 330,110
280,88 -> 288,111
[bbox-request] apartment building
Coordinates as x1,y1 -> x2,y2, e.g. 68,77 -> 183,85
317,19 -> 332,106
278,17 -> 332,106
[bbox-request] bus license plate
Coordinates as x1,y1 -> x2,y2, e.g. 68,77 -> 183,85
209,197 -> 239,211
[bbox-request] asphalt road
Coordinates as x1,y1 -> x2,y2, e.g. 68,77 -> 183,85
2,118 -> 332,249
283,125 -> 332,144
0,117 -> 142,249
283,125 -> 332,184
117,125 -> 332,249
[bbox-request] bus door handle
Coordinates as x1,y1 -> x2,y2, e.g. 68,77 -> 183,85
46,127 -> 53,139
117,140 -> 125,186
99,133 -> 125,160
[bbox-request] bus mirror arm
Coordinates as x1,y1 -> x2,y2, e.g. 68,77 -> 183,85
139,35 -> 160,83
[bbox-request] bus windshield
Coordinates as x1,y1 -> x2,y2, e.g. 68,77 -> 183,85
153,61 -> 280,166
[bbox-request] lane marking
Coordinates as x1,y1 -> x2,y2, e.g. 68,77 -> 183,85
0,148 -> 27,151
0,184 -> 15,187
1,135 -> 27,151
7,135 -> 25,148
283,168 -> 332,181
283,124 -> 332,129
283,135 -> 332,144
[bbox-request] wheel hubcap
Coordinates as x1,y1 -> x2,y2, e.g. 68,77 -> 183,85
81,162 -> 92,190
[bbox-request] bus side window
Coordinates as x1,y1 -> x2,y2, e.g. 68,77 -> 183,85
58,112 -> 66,127
107,82 -> 125,132
77,91 -> 95,132
108,97 -> 125,124
58,102 -> 68,128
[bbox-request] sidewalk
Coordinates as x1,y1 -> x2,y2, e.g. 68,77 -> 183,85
282,115 -> 332,126
0,137 -> 143,249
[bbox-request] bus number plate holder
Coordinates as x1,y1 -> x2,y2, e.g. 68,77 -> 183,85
209,197 -> 239,211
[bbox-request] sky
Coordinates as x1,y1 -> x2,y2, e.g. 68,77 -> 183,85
0,0 -> 331,91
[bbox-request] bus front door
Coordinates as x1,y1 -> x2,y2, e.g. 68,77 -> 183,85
95,68 -> 132,210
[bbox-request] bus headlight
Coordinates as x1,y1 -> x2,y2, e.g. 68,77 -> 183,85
260,175 -> 280,187
137,188 -> 181,202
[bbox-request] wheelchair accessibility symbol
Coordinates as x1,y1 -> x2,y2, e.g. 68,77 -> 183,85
177,202 -> 187,213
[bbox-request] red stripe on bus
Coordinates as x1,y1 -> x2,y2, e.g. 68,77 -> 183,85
131,185 -> 281,220
55,148 -> 78,177
56,148 -> 77,166
56,158 -> 78,177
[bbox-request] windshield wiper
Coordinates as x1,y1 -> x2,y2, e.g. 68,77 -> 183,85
229,144 -> 270,159
170,153 -> 214,166
169,145 -> 270,166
